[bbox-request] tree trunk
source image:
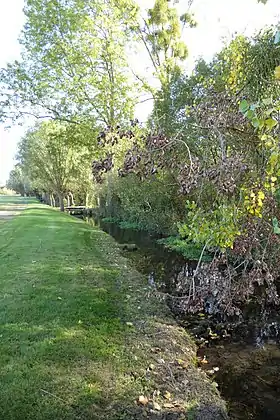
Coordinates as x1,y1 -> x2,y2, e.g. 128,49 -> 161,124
69,192 -> 75,206
46,193 -> 51,205
67,195 -> 71,207
106,172 -> 113,217
58,193 -> 64,212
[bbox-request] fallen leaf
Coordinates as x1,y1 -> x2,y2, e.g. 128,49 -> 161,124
126,322 -> 133,327
153,402 -> 161,411
163,402 -> 174,409
177,359 -> 189,369
199,356 -> 208,365
164,391 -> 171,400
138,395 -> 148,406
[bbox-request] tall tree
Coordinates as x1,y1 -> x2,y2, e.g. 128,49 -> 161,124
0,0 -> 138,126
6,165 -> 32,196
143,0 -> 194,86
18,121 -> 95,211
135,0 -> 196,131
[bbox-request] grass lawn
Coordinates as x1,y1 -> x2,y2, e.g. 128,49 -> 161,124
0,197 -> 141,419
0,197 -> 227,420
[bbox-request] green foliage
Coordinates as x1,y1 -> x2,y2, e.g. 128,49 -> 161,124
239,95 -> 280,218
186,28 -> 280,105
119,221 -> 142,230
95,24 -> 280,259
16,121 -> 97,209
146,0 -> 189,80
179,201 -> 241,250
137,0 -> 193,132
101,216 -> 119,223
6,165 -> 32,196
157,236 -> 212,261
99,173 -> 185,235
1,0 -> 138,125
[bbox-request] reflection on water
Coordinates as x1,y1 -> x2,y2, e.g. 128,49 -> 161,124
198,342 -> 280,420
85,216 -> 192,292
85,216 -> 280,420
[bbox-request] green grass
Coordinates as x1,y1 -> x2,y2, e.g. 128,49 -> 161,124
0,195 -> 38,207
0,197 -> 145,419
0,197 -> 227,420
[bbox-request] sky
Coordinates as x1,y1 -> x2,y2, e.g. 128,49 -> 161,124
0,0 -> 25,185
0,0 -> 279,184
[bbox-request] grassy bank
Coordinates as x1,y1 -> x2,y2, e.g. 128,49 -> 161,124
0,197 -> 227,420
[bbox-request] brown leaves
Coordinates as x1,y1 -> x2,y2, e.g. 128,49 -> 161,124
193,89 -> 245,130
137,395 -> 161,412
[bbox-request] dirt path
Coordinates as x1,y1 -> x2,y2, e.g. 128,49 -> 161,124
0,196 -> 30,221
0,209 -> 25,221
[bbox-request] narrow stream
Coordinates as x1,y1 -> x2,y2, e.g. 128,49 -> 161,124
85,217 -> 280,420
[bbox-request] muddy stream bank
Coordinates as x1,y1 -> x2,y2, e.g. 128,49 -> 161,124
84,217 -> 280,420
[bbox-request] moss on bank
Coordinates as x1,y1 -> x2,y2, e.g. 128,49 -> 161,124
0,197 -> 227,419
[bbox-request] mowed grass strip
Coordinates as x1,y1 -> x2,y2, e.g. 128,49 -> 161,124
0,197 -> 139,420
